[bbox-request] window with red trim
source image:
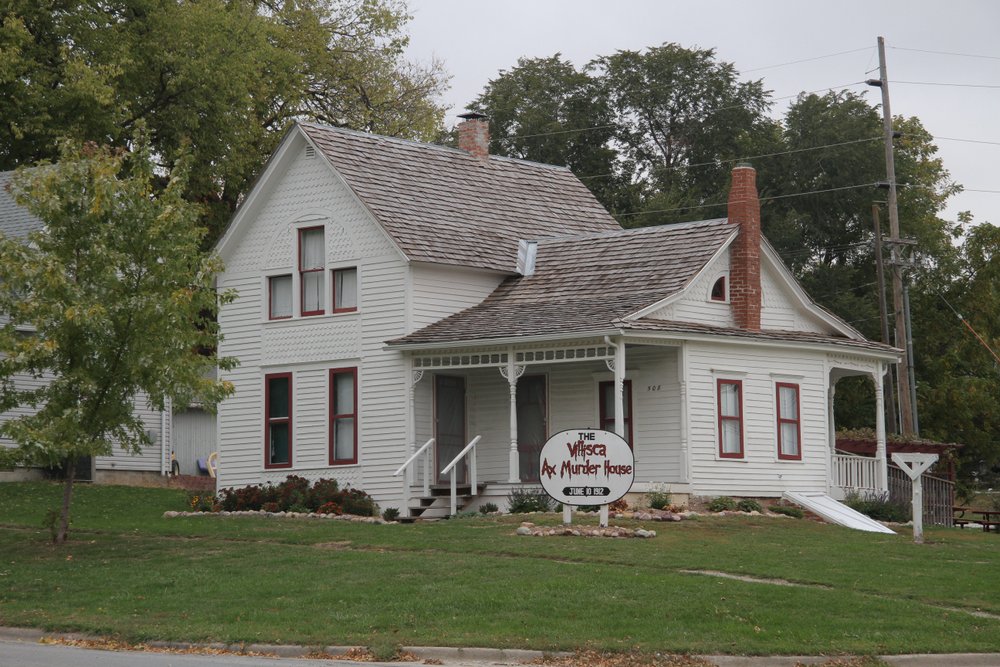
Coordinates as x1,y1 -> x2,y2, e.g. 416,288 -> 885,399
268,275 -> 292,319
711,276 -> 727,301
599,380 -> 633,446
776,383 -> 802,460
330,368 -> 358,465
333,267 -> 358,313
265,373 -> 292,468
299,226 -> 325,316
717,379 -> 743,458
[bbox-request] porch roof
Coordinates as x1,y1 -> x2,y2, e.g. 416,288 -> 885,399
389,218 -> 736,345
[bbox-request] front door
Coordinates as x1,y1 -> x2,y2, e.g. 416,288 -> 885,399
518,375 -> 547,482
435,375 -> 467,484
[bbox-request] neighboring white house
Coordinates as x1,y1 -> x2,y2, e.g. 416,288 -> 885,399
0,170 -> 213,482
214,115 -> 900,513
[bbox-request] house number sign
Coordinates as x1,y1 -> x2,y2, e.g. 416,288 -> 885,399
538,429 -> 635,506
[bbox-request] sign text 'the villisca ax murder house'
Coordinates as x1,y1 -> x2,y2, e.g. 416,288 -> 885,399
538,429 -> 635,506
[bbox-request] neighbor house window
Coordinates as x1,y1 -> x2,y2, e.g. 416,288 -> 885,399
776,383 -> 802,460
717,379 -> 743,458
299,226 -> 325,316
265,373 -> 292,468
599,380 -> 633,446
268,275 -> 292,319
330,368 -> 358,465
333,267 -> 358,313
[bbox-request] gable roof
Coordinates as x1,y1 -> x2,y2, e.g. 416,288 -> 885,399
0,170 -> 44,240
299,123 -> 620,273
389,218 -> 737,345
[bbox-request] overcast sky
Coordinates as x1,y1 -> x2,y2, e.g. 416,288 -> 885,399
404,0 -> 1000,227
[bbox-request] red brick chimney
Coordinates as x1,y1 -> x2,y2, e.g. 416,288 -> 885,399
457,112 -> 489,158
728,163 -> 762,330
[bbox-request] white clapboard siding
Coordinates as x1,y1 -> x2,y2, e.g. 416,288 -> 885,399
410,263 -> 506,330
685,341 -> 830,497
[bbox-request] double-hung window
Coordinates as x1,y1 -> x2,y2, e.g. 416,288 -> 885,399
268,275 -> 292,319
265,373 -> 292,468
717,379 -> 744,458
299,227 -> 325,316
333,267 -> 358,313
330,368 -> 358,465
776,383 -> 802,460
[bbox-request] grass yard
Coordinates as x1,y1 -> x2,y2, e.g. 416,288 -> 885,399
0,482 -> 998,657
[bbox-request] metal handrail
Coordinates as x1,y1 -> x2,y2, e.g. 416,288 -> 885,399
441,435 -> 481,516
393,438 -> 434,519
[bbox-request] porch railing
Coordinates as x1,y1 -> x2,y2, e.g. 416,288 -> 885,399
833,453 -> 879,493
888,465 -> 955,527
393,438 -> 434,519
441,435 -> 481,517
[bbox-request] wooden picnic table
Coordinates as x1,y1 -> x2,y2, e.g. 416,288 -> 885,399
953,506 -> 1000,532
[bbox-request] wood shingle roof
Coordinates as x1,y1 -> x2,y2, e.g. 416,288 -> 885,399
300,123 -> 620,273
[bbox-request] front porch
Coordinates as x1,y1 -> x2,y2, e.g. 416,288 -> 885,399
394,337 -> 687,517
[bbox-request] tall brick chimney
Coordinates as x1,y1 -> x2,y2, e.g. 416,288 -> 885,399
728,163 -> 762,330
457,112 -> 489,158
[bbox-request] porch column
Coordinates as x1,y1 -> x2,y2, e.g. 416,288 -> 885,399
604,336 -> 626,438
500,355 -> 525,483
873,363 -> 889,492
827,381 -> 836,495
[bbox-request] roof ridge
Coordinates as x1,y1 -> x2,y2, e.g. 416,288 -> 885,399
298,121 -> 573,173
535,217 -> 731,244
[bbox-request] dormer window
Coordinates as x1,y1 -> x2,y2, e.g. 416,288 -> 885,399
710,276 -> 727,302
299,227 -> 325,316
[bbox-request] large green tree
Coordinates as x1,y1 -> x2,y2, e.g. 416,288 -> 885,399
0,137 -> 235,544
0,0 -> 448,242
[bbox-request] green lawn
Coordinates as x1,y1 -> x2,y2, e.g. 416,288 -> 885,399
0,482 -> 998,656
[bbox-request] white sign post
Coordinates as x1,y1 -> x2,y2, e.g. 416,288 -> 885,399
891,453 -> 939,544
538,429 -> 635,528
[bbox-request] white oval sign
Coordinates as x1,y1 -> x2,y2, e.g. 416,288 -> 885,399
538,429 -> 635,506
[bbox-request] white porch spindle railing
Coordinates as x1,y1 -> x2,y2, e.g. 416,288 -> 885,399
833,454 -> 879,493
441,435 -> 481,517
393,438 -> 434,518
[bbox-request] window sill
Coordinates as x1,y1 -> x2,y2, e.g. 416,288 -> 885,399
263,311 -> 359,325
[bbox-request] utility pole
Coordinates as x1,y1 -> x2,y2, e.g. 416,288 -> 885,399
868,36 -> 915,435
872,204 -> 898,434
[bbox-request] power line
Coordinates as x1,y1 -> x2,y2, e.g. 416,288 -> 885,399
613,182 -> 877,218
933,135 -> 1000,147
577,136 -> 881,181
930,287 -> 1000,367
894,80 -> 1000,90
742,47 -> 872,73
890,45 -> 1000,62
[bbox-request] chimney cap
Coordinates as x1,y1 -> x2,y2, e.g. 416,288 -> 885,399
458,112 -> 488,121
734,161 -> 754,169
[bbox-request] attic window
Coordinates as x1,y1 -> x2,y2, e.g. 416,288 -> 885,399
710,276 -> 727,302
304,145 -> 316,159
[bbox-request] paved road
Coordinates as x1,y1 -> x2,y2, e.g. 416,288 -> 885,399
0,640 -> 421,667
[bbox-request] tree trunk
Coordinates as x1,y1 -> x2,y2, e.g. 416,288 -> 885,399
55,455 -> 76,545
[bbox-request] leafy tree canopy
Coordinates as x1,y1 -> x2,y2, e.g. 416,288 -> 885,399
0,134 -> 236,542
0,0 -> 448,243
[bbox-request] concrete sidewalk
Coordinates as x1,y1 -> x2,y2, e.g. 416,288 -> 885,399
2,626 -> 998,667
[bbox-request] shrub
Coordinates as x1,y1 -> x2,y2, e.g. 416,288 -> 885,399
609,497 -> 628,512
186,491 -> 217,512
768,504 -> 804,519
647,488 -> 671,510
707,496 -> 737,512
736,499 -> 763,513
308,478 -> 341,510
339,488 -> 377,516
507,488 -> 552,513
845,490 -> 910,523
382,507 -> 400,522
217,476 -> 377,516
479,502 -> 499,514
